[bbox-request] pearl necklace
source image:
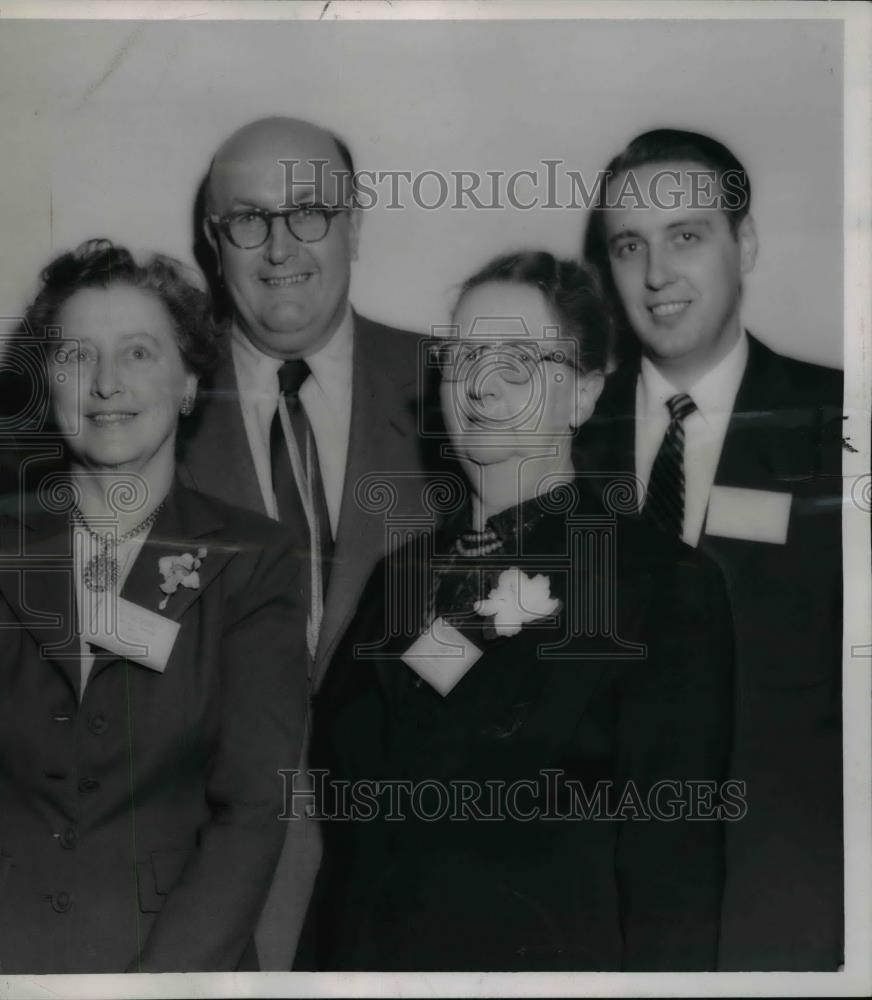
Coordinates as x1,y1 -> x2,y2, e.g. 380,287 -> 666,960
451,525 -> 504,558
73,501 -> 166,593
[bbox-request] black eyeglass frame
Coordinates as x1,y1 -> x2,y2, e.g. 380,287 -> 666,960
208,205 -> 349,249
427,338 -> 583,383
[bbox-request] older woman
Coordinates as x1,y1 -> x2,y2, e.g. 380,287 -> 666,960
0,240 -> 307,973
298,251 -> 735,972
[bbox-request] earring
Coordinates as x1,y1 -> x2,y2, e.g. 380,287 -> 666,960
179,395 -> 195,417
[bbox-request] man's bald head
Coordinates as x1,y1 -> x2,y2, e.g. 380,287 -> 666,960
203,116 -> 362,359
205,116 -> 356,214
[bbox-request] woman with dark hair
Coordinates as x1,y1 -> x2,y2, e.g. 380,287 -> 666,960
298,250 -> 735,972
0,240 -> 307,972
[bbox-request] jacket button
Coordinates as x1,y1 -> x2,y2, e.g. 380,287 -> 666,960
59,826 -> 78,850
87,713 -> 109,735
78,777 -> 100,793
51,891 -> 72,913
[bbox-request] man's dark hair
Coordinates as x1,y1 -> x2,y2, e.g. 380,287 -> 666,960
581,128 -> 751,368
597,128 -> 751,231
453,250 -> 610,375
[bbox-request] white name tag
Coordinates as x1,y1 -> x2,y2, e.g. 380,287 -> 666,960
88,596 -> 180,673
706,485 -> 792,545
401,617 -> 483,697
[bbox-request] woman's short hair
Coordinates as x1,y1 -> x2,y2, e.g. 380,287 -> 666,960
453,251 -> 610,374
25,238 -> 222,378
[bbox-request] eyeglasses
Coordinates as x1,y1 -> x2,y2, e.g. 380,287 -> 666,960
431,340 -> 579,384
208,205 -> 348,249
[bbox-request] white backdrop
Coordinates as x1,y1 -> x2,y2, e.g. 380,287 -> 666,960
0,16 -> 843,366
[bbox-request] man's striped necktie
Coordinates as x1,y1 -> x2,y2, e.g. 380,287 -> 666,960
642,392 -> 697,538
270,358 -> 334,657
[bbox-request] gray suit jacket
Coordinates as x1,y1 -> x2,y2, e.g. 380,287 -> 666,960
177,311 -> 435,966
178,312 -> 433,686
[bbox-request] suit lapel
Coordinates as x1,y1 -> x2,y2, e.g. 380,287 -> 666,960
315,320 -> 416,684
119,487 -> 230,617
179,356 -> 265,514
595,338 -> 804,534
0,510 -> 81,696
86,486 -> 234,684
709,335 -> 786,492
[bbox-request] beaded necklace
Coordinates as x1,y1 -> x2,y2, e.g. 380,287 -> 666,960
72,501 -> 166,593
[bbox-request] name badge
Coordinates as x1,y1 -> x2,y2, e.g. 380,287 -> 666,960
87,597 -> 180,673
706,485 -> 792,545
401,617 -> 483,697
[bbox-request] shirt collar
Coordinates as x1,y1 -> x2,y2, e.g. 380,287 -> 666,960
304,303 -> 354,395
639,329 -> 749,424
230,303 -> 354,395
231,322 -> 281,392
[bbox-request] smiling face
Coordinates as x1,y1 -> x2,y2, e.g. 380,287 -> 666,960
49,285 -> 196,474
205,119 -> 361,359
441,281 -> 602,479
603,160 -> 757,380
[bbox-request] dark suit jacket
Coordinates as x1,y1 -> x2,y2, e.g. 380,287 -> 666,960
178,313 -> 431,687
0,481 -> 308,973
575,333 -> 844,970
177,312 -> 435,967
298,489 -> 735,971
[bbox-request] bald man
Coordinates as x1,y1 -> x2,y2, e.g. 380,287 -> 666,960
179,117 -> 431,968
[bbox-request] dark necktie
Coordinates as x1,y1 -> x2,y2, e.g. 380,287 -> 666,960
270,359 -> 334,616
642,392 -> 697,538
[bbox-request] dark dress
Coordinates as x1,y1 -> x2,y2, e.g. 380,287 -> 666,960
297,483 -> 735,971
0,480 -> 308,973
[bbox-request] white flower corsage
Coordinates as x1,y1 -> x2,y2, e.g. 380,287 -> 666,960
474,567 -> 561,637
158,548 -> 207,610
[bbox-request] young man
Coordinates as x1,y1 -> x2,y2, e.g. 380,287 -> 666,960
577,129 -> 843,971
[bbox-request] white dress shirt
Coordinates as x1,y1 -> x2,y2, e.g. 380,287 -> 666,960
230,306 -> 354,536
635,331 -> 749,547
